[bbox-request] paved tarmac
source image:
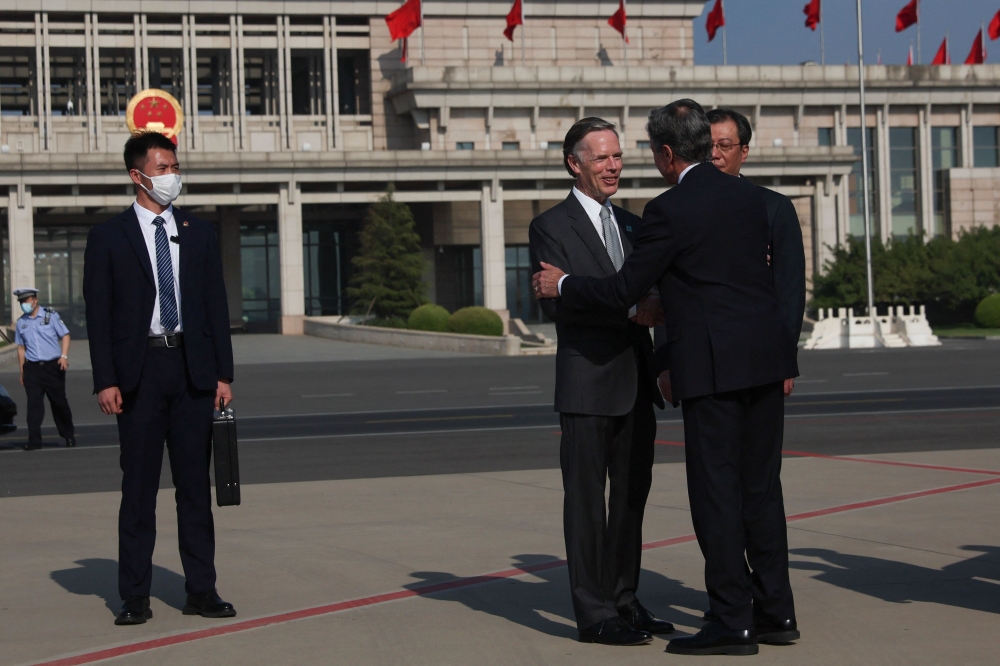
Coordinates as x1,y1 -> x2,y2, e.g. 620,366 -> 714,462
0,336 -> 998,665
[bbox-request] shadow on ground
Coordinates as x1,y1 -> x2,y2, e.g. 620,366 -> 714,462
791,545 -> 1000,615
50,558 -> 188,615
405,554 -> 706,639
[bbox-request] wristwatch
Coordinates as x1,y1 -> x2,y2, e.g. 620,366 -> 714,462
60,355 -> 68,359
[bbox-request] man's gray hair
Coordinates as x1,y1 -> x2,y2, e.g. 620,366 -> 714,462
562,117 -> 619,177
645,99 -> 712,164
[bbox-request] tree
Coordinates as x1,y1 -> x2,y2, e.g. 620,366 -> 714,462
347,188 -> 428,320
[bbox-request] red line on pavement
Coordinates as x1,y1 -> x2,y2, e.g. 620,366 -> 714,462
31,477 -> 1000,665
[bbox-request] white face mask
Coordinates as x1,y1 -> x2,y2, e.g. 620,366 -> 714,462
137,170 -> 182,206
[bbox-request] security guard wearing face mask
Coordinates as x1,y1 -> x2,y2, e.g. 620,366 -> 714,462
13,287 -> 76,450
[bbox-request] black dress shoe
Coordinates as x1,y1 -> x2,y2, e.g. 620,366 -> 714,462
579,617 -> 653,646
666,621 -> 758,656
24,441 -> 41,451
183,589 -> 237,618
115,597 -> 152,626
756,617 -> 800,644
618,600 -> 674,634
65,436 -> 76,447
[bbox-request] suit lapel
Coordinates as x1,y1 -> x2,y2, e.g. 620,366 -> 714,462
564,193 -> 616,276
121,206 -> 155,286
175,207 -> 191,294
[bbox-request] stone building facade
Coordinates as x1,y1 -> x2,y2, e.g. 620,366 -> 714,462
1,1 -> 998,335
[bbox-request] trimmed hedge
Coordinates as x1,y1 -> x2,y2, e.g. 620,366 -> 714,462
408,304 -> 450,332
447,307 -> 504,337
975,294 -> 1000,328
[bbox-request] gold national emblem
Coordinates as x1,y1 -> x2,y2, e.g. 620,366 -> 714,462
126,89 -> 184,144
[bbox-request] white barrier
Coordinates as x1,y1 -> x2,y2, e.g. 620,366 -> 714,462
803,305 -> 940,349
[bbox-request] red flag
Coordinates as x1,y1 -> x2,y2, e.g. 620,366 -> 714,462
989,10 -> 1000,41
965,28 -> 986,64
907,43 -> 913,65
608,0 -> 629,43
931,37 -> 949,65
706,0 -> 725,42
385,0 -> 421,42
895,0 -> 918,32
504,0 -> 523,41
803,0 -> 821,31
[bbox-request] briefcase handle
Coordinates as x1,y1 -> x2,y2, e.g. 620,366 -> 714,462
219,398 -> 227,412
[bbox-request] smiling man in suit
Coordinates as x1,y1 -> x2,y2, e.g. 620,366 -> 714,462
84,131 -> 236,626
528,117 -> 670,646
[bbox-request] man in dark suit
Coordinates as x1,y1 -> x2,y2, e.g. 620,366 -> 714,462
706,107 -> 806,391
528,117 -> 670,647
533,100 -> 799,656
84,131 -> 237,626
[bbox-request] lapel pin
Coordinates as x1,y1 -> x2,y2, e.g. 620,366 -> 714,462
182,221 -> 189,227
626,226 -> 633,232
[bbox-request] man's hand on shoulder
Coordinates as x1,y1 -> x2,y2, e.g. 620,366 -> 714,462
98,386 -> 123,415
532,262 -> 566,299
632,292 -> 665,328
216,379 -> 233,408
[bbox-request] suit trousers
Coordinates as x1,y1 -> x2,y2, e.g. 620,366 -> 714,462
560,380 -> 656,629
22,360 -> 75,446
681,382 -> 795,632
117,345 -> 217,600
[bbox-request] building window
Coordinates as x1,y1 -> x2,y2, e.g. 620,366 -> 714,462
973,126 -> 1000,167
817,128 -> 834,146
636,140 -> 650,150
337,50 -> 371,115
244,50 -> 280,116
889,127 -> 919,238
148,50 -> 184,103
99,50 -> 137,116
502,141 -> 519,150
49,49 -> 88,117
0,51 -> 38,116
506,246 -> 544,323
931,127 -> 960,237
846,127 -> 879,237
303,227 -> 344,316
32,227 -> 89,337
196,51 -> 232,116
240,222 -> 281,330
456,142 -> 474,150
291,51 -> 325,115
434,246 -> 482,313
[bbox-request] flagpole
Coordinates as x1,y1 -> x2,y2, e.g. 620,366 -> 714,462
983,20 -> 987,62
420,0 -> 425,65
520,0 -> 525,65
623,0 -> 628,67
915,0 -> 921,64
820,0 -> 825,65
722,25 -> 728,65
855,0 -> 876,318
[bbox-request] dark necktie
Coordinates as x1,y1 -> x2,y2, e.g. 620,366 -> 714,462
600,205 -> 624,271
152,216 -> 179,332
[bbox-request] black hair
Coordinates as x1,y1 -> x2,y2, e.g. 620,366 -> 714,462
645,99 -> 712,164
123,131 -> 177,173
562,117 -> 619,177
706,107 -> 753,146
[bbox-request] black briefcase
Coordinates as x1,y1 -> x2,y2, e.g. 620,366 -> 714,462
212,399 -> 241,507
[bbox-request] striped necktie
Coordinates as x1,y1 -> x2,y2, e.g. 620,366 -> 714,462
600,205 -> 624,271
152,216 -> 179,332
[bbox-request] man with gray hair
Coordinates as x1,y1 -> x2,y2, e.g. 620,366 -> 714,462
529,117 -> 670,646
534,100 -> 798,655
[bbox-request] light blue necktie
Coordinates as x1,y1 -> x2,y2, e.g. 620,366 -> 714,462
152,216 -> 179,332
600,206 -> 624,271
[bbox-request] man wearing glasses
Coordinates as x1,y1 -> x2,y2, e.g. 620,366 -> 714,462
706,108 -> 805,398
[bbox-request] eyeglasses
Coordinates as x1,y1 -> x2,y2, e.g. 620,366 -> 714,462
712,142 -> 744,153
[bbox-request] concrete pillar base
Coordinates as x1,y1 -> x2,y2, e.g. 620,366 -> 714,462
281,315 -> 305,335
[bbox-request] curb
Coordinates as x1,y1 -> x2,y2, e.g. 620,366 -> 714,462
303,318 -> 522,356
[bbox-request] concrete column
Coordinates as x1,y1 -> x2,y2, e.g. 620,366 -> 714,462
92,14 -> 103,152
480,181 -> 508,327
277,182 -> 304,334
876,106 -> 891,243
8,186 -> 35,324
815,178 -> 838,276
217,206 -> 243,328
918,105 -> 934,236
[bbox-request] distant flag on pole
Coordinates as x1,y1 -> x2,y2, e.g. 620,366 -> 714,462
964,28 -> 986,64
706,0 -> 725,42
989,10 -> 1000,41
385,0 -> 422,62
608,0 -> 629,43
931,36 -> 950,64
907,42 -> 913,65
895,0 -> 918,32
803,0 -> 821,31
504,0 -> 523,41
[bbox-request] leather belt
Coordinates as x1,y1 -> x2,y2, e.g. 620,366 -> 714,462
148,333 -> 184,348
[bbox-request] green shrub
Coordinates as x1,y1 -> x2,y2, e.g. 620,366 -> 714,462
447,307 -> 504,337
408,304 -> 450,332
975,294 -> 1000,328
368,317 -> 408,329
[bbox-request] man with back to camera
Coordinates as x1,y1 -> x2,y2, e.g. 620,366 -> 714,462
13,286 -> 76,450
528,117 -> 671,647
84,131 -> 236,626
706,107 -> 806,396
533,100 -> 799,656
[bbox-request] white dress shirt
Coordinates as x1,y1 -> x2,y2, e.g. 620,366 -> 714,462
558,188 -> 636,317
677,162 -> 699,184
133,201 -> 183,335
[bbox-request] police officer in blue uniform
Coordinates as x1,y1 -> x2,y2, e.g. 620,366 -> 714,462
14,287 -> 76,450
